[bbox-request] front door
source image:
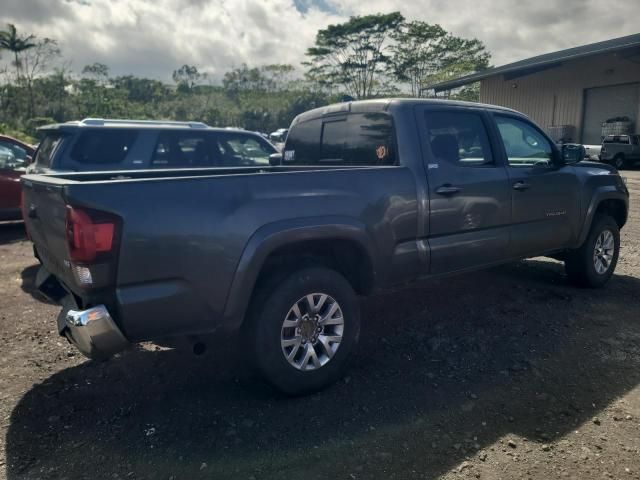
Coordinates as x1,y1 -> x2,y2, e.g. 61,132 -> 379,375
417,107 -> 511,274
492,114 -> 580,257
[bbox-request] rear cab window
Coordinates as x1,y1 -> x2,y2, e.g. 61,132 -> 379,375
284,112 -> 396,166
603,135 -> 630,144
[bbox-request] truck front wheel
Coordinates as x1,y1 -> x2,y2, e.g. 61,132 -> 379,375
247,267 -> 360,395
565,214 -> 620,288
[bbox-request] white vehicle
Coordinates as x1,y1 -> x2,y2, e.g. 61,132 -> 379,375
583,144 -> 602,161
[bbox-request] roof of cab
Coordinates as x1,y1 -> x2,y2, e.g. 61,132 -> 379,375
292,98 -> 521,124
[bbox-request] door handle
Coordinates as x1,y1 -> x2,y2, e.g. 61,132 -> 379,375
512,181 -> 531,191
435,185 -> 461,195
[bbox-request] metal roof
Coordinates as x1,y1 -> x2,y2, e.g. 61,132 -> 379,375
428,32 -> 640,92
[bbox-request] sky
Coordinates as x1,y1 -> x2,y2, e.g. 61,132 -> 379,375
2,0 -> 639,82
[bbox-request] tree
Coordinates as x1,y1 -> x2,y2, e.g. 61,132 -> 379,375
82,62 -> 109,84
0,23 -> 37,83
222,64 -> 295,97
423,36 -> 490,99
113,75 -> 168,103
222,64 -> 266,93
22,38 -> 62,117
305,12 -> 404,99
261,64 -> 295,92
389,21 -> 490,98
389,21 -> 447,97
172,64 -> 202,93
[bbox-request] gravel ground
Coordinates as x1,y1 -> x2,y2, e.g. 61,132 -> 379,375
1,170 -> 640,480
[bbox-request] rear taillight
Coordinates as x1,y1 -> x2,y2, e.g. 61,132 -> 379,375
65,206 -> 119,264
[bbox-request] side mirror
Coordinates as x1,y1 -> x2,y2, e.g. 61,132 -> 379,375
269,153 -> 282,166
560,143 -> 584,165
24,155 -> 33,166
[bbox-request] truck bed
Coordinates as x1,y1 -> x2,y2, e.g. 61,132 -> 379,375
22,164 -> 420,342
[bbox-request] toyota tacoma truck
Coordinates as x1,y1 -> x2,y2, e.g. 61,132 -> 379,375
21,99 -> 629,395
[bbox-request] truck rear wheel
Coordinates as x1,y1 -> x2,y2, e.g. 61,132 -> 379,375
565,214 -> 620,288
248,267 -> 360,395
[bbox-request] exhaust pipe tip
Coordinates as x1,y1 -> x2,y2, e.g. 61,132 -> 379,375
193,342 -> 206,356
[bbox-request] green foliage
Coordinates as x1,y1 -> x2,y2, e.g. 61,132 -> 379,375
389,22 -> 447,97
0,123 -> 36,144
82,62 -> 109,82
172,64 -> 203,93
305,12 -> 404,99
0,23 -> 37,82
450,83 -> 481,102
0,15 -> 492,137
390,21 -> 490,97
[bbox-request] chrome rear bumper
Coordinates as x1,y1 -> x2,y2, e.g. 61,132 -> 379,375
64,305 -> 128,360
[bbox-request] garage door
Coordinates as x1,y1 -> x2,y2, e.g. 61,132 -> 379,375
582,83 -> 639,144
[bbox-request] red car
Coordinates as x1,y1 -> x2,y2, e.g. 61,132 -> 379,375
0,135 -> 36,221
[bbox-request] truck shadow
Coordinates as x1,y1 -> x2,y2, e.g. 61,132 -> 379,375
19,264 -> 57,305
5,259 -> 640,479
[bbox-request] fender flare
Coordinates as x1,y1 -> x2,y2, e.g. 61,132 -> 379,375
576,187 -> 628,246
222,216 -> 377,328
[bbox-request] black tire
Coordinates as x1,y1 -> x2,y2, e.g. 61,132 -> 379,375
565,214 -> 620,288
247,266 -> 360,395
613,154 -> 626,170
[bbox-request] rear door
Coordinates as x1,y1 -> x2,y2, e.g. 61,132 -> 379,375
416,107 -> 511,274
490,113 -> 580,257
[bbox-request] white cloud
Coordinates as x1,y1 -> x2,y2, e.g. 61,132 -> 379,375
1,0 -> 638,81
332,0 -> 640,66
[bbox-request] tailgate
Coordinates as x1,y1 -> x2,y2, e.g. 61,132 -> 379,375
22,178 -> 75,288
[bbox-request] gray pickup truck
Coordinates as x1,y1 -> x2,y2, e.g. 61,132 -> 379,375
600,134 -> 640,169
22,99 -> 629,394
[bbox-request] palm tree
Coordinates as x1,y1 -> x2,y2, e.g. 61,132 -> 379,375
0,23 -> 37,83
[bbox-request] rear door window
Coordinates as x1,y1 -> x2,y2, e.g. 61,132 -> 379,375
69,129 -> 137,165
425,111 -> 493,166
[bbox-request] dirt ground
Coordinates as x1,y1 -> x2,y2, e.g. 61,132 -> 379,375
1,170 -> 640,480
